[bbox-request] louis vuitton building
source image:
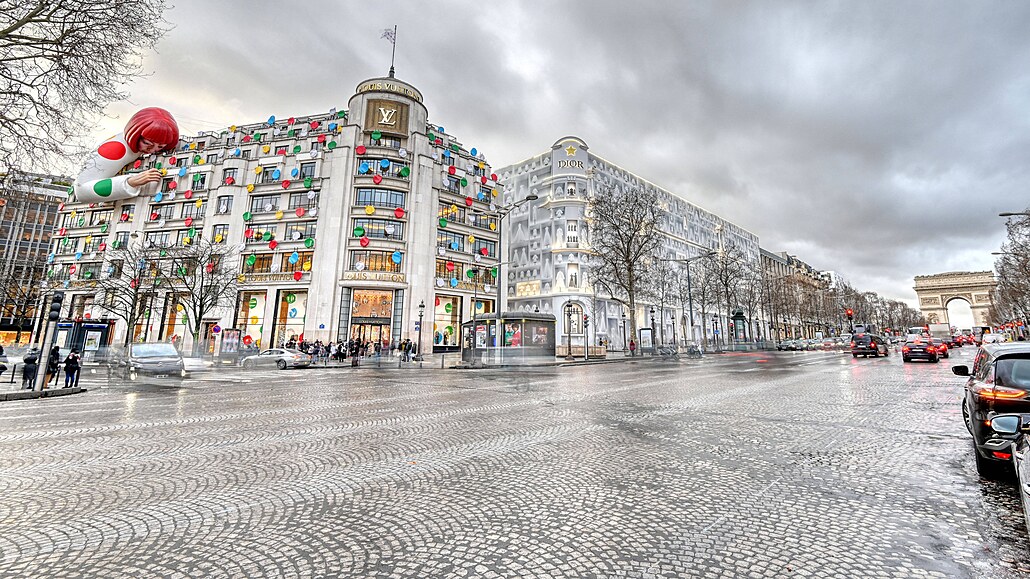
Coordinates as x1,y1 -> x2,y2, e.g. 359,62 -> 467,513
49,74 -> 504,353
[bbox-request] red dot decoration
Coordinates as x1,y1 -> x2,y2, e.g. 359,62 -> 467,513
293,271 -> 303,281
98,141 -> 127,160
167,181 -> 177,190
481,176 -> 488,184
184,217 -> 193,227
445,261 -> 455,271
360,236 -> 370,247
242,135 -> 253,143
394,207 -> 405,219
133,160 -> 142,169
480,247 -> 489,256
317,134 -> 326,143
225,176 -> 235,185
245,228 -> 254,238
183,189 -> 192,199
435,296 -> 440,306
169,156 -> 177,165
372,175 -> 383,184
295,207 -> 305,217
448,166 -> 456,175
282,180 -> 291,189
491,173 -> 498,181
120,214 -> 129,222
465,196 -> 473,206
310,121 -> 319,129
356,145 -> 366,155
269,240 -> 278,249
150,212 -> 159,220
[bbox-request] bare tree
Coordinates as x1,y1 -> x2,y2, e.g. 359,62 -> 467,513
0,0 -> 169,171
647,259 -> 678,346
689,256 -> 721,347
91,239 -> 164,345
587,183 -> 662,345
736,268 -> 764,342
162,238 -> 240,356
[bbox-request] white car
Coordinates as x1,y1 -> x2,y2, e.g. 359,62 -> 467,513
239,348 -> 312,370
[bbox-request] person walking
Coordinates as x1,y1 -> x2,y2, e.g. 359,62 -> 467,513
63,349 -> 81,388
629,339 -> 637,357
44,345 -> 61,388
21,348 -> 39,390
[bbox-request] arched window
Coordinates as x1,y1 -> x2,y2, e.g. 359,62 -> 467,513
563,302 -> 583,334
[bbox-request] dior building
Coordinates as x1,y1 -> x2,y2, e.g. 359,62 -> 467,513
496,137 -> 761,351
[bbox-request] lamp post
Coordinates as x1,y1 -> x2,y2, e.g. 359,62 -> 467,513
564,303 -> 575,360
416,300 -> 425,363
670,310 -> 677,347
713,314 -> 719,350
660,252 -> 716,345
621,310 -> 628,356
650,306 -> 656,353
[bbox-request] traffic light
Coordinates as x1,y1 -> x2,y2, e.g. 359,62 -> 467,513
729,321 -> 734,330
845,308 -> 854,320
583,314 -> 590,327
48,291 -> 65,322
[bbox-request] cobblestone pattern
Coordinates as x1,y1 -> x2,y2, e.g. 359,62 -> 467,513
0,349 -> 1027,578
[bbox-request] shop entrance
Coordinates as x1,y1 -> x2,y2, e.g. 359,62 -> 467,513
350,322 -> 390,347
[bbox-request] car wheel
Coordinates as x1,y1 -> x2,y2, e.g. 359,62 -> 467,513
961,399 -> 974,435
242,360 -> 252,369
852,353 -> 858,358
276,360 -> 287,370
903,357 -> 910,363
974,442 -> 1011,480
884,349 -> 890,357
932,356 -> 940,363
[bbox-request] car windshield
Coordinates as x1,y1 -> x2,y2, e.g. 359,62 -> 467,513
853,335 -> 871,344
130,343 -> 180,358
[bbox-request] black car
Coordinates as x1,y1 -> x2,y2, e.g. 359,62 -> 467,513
120,343 -> 187,381
901,339 -> 938,363
851,333 -> 889,358
984,414 -> 1030,534
953,343 -> 1030,478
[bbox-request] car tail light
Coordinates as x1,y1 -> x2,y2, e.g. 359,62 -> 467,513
926,346 -> 935,353
902,346 -> 910,353
992,451 -> 1013,460
973,384 -> 1028,400
850,341 -> 856,348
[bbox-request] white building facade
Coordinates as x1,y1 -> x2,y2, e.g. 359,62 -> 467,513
497,137 -> 761,352
49,75 -> 503,354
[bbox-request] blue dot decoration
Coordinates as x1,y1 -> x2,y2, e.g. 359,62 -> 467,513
178,167 -> 187,177
380,159 -> 390,169
154,192 -> 164,202
328,123 -> 337,131
289,308 -> 298,318
391,251 -> 402,264
470,148 -> 478,156
450,241 -> 459,250
450,277 -> 459,288
359,162 -> 369,174
477,192 -> 486,201
75,252 -> 82,260
233,148 -> 241,156
271,169 -> 281,180
291,168 -> 299,177
267,115 -> 275,126
289,251 -> 300,264
443,150 -> 450,158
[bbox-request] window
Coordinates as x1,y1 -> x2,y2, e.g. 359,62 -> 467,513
149,204 -> 175,221
206,154 -> 218,164
176,157 -> 188,168
260,169 -> 278,184
288,191 -> 319,210
82,236 -> 100,253
565,303 -> 583,334
566,220 -> 578,243
368,134 -> 402,148
310,141 -> 322,152
119,205 -> 135,223
280,251 -> 313,273
91,209 -> 113,225
192,173 -> 208,191
437,230 -> 464,251
115,231 -> 130,248
350,250 -> 400,273
250,194 -> 279,213
355,188 -> 406,209
212,224 -> 229,243
285,221 -> 316,241
180,202 -> 205,219
444,176 -> 461,193
107,260 -> 123,278
216,195 -> 234,214
299,162 -> 316,179
146,232 -> 170,248
353,218 -> 403,239
435,259 -> 464,279
438,202 -> 465,222
195,141 -> 206,151
176,229 -> 199,245
566,182 -> 577,197
161,178 -> 176,192
241,149 -> 251,159
471,239 -> 496,258
222,168 -> 238,185
469,212 -> 495,230
242,253 -> 273,273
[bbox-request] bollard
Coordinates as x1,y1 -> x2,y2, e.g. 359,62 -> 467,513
441,353 -> 445,369
6,363 -> 15,384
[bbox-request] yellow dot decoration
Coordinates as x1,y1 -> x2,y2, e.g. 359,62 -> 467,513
254,166 -> 263,174
302,261 -> 312,271
246,184 -> 255,192
365,205 -> 375,215
189,142 -> 197,150
230,125 -> 237,132
478,162 -> 485,169
237,274 -> 246,283
450,204 -> 458,213
70,210 -> 77,217
197,158 -> 205,165
182,237 -> 192,246
468,235 -> 476,243
84,235 -> 93,243
215,233 -> 224,243
176,304 -> 184,312
160,168 -> 168,176
489,222 -> 497,231
250,316 -> 258,325
492,189 -> 498,197
262,145 -> 270,154
195,199 -> 203,208
275,210 -> 284,220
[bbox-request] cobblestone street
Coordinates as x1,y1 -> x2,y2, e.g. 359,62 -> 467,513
1,348 -> 1028,578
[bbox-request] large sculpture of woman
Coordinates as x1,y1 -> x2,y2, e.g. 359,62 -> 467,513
73,107 -> 180,204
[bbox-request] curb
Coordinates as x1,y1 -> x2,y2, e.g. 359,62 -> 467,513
0,387 -> 87,402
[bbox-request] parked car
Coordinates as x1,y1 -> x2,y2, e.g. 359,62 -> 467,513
901,339 -> 939,363
953,343 -> 1030,478
119,343 -> 187,381
776,340 -> 796,351
930,338 -> 950,359
851,333 -> 890,358
239,348 -> 312,370
983,414 -> 1030,533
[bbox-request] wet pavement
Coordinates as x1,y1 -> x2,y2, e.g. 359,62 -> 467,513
0,347 -> 1028,578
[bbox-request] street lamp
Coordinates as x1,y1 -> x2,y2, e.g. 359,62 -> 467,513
670,310 -> 677,347
416,300 -> 425,362
650,306 -> 656,352
621,310 -> 628,355
999,212 -> 1030,217
564,303 -> 575,360
660,251 -> 716,345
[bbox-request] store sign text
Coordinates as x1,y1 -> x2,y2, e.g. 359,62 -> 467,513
343,271 -> 407,283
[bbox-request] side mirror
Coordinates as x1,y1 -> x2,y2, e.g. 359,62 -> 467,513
952,365 -> 970,377
989,414 -> 1022,435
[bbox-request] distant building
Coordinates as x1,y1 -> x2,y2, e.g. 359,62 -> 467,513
0,171 -> 68,344
497,137 -> 761,352
760,248 -> 833,339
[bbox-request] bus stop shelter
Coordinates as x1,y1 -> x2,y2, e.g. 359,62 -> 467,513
461,312 -> 556,366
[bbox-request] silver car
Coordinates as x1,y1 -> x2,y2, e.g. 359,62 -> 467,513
239,348 -> 312,370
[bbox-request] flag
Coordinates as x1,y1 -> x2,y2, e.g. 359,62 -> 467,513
381,28 -> 396,45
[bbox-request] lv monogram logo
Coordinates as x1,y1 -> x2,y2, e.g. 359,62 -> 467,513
378,107 -> 397,126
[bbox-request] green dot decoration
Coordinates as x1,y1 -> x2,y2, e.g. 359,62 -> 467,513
439,218 -> 448,228
243,211 -> 252,221
371,130 -> 382,141
304,177 -> 313,188
399,166 -> 410,178
460,178 -> 468,187
304,238 -> 314,248
353,226 -> 365,237
293,145 -> 301,153
246,255 -> 257,266
327,141 -> 337,150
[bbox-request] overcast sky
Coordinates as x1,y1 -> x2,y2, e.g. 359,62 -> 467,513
86,0 -> 1030,309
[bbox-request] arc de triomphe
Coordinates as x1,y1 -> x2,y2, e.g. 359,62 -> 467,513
913,271 -> 996,327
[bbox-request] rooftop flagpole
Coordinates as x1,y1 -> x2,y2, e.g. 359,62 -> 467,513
382,25 -> 398,77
